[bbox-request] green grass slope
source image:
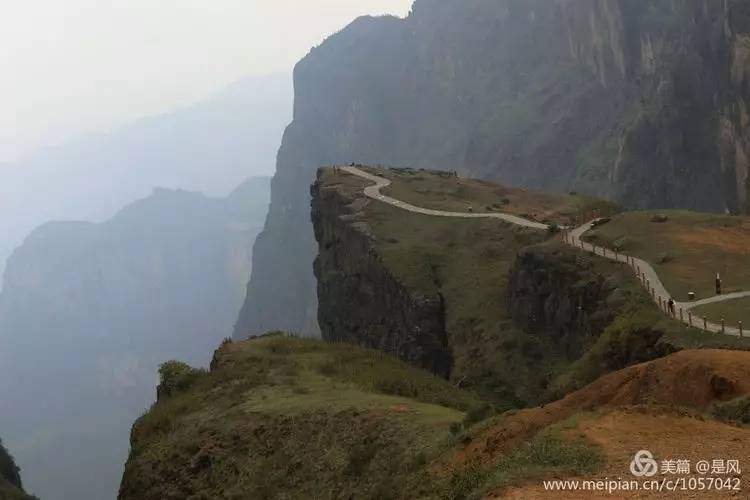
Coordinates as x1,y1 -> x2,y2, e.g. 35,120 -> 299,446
692,296 -> 750,328
366,198 -> 549,406
120,335 -> 485,500
128,338 -> 750,499
120,335 -> 613,500
583,210 -> 750,300
373,166 -> 619,226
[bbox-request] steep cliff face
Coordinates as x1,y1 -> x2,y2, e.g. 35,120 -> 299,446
311,171 -> 451,376
0,178 -> 269,500
311,167 -> 750,406
506,243 -> 735,400
238,0 -> 750,336
309,167 -> 611,405
507,247 -> 624,362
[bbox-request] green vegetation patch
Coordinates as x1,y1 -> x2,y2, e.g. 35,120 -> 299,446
0,439 -> 35,500
548,275 -> 750,399
360,179 -> 750,408
0,480 -> 35,500
447,430 -> 604,499
120,336 -> 482,500
330,169 -> 750,412
316,344 -> 481,411
367,201 -> 554,406
156,360 -> 207,399
583,210 -> 750,300
691,296 -> 750,330
713,396 -> 750,424
372,166 -> 619,226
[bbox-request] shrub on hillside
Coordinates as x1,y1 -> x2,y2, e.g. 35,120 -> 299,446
157,361 -> 205,400
591,217 -> 611,228
713,396 -> 750,424
0,438 -> 22,489
463,403 -> 497,427
448,432 -> 603,498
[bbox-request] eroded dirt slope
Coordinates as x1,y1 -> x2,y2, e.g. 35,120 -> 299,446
459,350 -> 750,466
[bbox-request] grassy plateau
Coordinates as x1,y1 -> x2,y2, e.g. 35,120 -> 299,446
583,210 -> 750,300
692,296 -> 750,329
370,166 -> 619,226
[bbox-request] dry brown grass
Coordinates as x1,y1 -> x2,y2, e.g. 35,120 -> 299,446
584,210 -> 750,300
501,407 -> 750,499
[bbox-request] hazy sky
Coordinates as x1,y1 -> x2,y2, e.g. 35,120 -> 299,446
0,0 -> 413,160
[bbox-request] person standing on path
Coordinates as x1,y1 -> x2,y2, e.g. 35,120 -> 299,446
716,273 -> 722,295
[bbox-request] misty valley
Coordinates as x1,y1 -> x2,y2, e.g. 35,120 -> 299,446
3,1 -> 750,499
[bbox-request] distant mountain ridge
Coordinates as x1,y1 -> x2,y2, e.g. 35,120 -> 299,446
0,177 -> 269,500
0,72 -> 291,286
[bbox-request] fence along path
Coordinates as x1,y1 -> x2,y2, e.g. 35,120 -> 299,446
341,165 -> 748,337
563,223 -> 746,337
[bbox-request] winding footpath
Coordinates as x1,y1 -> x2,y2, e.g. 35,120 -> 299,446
565,222 -> 748,336
342,165 -> 749,337
345,166 -> 550,230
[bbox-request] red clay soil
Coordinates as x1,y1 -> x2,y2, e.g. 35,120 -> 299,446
500,406 -> 750,499
455,350 -> 750,467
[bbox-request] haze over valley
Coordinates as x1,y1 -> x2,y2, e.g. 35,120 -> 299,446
0,72 -> 291,286
4,1 -> 750,499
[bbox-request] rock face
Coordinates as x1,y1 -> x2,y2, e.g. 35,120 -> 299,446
507,243 -> 687,401
311,172 -> 452,376
0,178 -> 269,500
309,168 -> 693,405
238,0 -> 750,336
507,246 -> 624,362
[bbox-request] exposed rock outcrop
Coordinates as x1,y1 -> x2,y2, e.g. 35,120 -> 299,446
311,171 -> 451,376
309,167 -> 698,406
507,243 -> 686,400
507,245 -> 624,361
238,0 -> 750,337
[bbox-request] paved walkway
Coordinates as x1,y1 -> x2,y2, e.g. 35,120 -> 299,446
685,291 -> 750,309
341,165 -> 748,337
342,166 -> 550,229
565,223 -> 746,336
